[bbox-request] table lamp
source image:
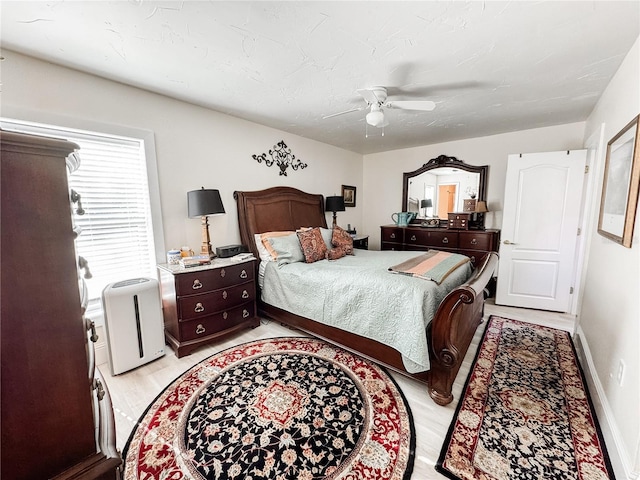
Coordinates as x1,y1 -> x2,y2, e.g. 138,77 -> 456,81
325,196 -> 345,227
187,187 -> 225,258
474,200 -> 489,229
420,198 -> 433,217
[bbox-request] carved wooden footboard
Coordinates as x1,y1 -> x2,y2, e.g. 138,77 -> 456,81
234,187 -> 498,405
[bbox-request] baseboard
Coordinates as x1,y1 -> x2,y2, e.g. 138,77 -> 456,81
575,327 -> 638,479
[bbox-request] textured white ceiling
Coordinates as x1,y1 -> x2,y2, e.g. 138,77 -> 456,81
1,1 -> 639,154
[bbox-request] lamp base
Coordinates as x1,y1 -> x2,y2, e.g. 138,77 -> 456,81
200,215 -> 215,259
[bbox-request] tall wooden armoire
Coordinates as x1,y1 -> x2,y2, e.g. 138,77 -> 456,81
1,130 -> 122,479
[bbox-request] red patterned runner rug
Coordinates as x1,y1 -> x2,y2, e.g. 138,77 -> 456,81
437,316 -> 615,480
123,337 -> 415,479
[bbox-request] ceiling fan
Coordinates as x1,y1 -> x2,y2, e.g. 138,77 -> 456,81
323,86 -> 436,128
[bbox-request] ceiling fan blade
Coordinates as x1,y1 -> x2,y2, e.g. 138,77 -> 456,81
322,106 -> 364,119
386,100 -> 436,111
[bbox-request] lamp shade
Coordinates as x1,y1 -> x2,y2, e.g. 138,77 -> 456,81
325,196 -> 345,213
187,188 -> 225,217
420,199 -> 433,208
475,201 -> 489,213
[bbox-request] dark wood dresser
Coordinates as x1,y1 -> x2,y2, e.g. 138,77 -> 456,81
158,258 -> 260,358
381,225 -> 500,268
1,131 -> 121,479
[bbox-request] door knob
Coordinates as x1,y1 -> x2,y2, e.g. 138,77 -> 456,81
503,240 -> 518,245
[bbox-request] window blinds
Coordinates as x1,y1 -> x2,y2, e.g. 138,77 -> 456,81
1,119 -> 157,316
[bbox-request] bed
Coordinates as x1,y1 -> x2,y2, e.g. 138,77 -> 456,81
234,186 -> 498,405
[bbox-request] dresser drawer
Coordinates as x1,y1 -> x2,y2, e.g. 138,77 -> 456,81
458,231 -> 493,251
381,227 -> 404,243
175,263 -> 254,296
178,281 -> 256,321
458,250 -> 486,268
179,302 -> 256,341
404,229 -> 459,249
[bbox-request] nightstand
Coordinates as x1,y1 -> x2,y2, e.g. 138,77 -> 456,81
157,257 -> 260,357
352,234 -> 369,250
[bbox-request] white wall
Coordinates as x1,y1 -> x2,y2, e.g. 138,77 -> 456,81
362,122 -> 586,250
581,36 -> 640,479
1,50 -> 364,256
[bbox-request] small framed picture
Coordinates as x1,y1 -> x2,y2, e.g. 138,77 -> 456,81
342,185 -> 356,207
597,114 -> 640,248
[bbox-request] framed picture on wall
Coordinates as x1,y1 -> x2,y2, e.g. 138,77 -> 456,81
597,114 -> 640,248
342,185 -> 356,207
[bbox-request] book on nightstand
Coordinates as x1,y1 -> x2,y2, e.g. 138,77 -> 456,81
179,255 -> 211,268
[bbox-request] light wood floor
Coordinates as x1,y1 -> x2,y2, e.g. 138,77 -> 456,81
102,300 -> 575,479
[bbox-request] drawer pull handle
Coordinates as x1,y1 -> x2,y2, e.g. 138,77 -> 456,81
390,233 -> 396,239
470,256 -> 476,263
222,290 -> 228,299
243,309 -> 250,318
223,312 -> 228,320
242,290 -> 249,299
470,238 -> 478,245
195,324 -> 206,335
442,237 -> 449,244
220,269 -> 226,278
85,317 -> 99,343
194,303 -> 205,313
94,379 -> 105,401
240,270 -> 248,279
410,235 -> 416,241
192,279 -> 203,290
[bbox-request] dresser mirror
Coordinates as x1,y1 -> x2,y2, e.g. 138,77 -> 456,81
402,155 -> 488,226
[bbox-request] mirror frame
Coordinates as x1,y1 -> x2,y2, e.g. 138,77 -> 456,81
402,154 -> 488,223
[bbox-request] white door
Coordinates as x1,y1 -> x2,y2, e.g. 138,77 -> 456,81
496,150 -> 586,312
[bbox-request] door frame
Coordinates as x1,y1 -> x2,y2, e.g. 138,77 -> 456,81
572,124 -> 606,318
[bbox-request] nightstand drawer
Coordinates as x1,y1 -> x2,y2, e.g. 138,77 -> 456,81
179,302 -> 256,341
178,281 -> 256,321
458,232 -> 492,250
175,263 -> 254,295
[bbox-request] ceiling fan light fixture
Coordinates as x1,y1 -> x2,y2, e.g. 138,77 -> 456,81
366,109 -> 385,127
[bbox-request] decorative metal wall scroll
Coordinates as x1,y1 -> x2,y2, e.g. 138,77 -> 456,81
252,141 -> 308,176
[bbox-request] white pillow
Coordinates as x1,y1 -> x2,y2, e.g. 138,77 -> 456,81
267,234 -> 305,265
254,233 -> 275,262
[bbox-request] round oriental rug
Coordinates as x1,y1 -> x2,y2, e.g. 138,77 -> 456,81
123,337 -> 415,480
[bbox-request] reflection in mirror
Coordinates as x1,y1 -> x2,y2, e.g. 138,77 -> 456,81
407,169 -> 480,218
402,155 -> 488,224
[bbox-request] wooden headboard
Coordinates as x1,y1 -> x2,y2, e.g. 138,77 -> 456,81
234,187 -> 328,259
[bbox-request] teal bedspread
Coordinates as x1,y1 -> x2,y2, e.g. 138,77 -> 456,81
261,249 -> 473,373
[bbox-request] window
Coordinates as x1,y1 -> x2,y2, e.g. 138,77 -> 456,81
1,118 -> 163,323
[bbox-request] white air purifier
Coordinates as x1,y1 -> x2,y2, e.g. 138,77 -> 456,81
102,277 -> 165,375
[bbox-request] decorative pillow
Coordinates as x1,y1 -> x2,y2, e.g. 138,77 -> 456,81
326,246 -> 349,261
267,234 -> 305,265
297,227 -> 328,263
332,225 -> 354,255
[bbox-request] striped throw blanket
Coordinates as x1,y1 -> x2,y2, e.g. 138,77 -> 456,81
388,250 -> 470,285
